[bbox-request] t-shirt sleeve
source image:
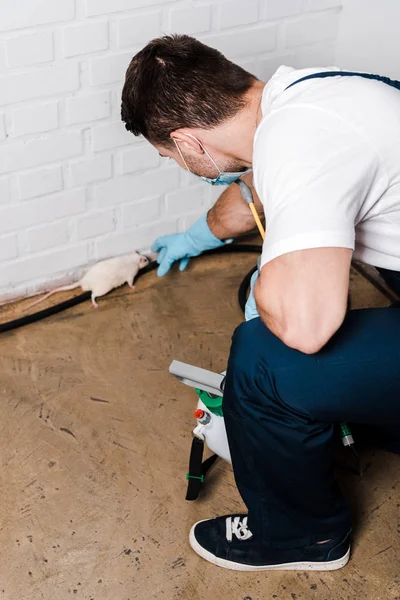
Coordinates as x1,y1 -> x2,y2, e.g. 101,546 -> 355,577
253,106 -> 384,267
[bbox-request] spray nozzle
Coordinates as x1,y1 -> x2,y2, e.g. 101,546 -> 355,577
234,179 -> 254,205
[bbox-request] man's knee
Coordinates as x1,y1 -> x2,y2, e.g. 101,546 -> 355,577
225,318 -> 317,416
225,319 -> 289,406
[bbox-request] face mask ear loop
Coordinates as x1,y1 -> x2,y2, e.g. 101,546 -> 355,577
182,132 -> 222,177
173,138 -> 192,173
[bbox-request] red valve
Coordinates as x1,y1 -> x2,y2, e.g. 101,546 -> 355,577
194,409 -> 205,419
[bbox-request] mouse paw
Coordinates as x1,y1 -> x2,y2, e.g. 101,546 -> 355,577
92,300 -> 99,308
128,284 -> 136,289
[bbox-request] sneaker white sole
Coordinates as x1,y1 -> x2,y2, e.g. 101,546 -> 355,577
189,522 -> 350,572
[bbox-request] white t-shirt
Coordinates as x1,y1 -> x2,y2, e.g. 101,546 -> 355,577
253,66 -> 400,271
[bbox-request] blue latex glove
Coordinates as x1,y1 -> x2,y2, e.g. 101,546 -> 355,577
152,214 -> 227,277
245,270 -> 260,321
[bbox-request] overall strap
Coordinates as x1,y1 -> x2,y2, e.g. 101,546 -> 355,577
285,70 -> 400,92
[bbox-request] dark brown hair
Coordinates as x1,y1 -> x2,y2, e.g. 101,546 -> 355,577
121,34 -> 256,146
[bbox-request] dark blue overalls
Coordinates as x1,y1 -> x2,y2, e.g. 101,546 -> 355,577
223,71 -> 400,548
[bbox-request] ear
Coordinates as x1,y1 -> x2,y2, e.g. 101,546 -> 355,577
170,129 -> 204,155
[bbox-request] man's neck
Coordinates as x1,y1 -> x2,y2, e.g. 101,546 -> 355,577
202,80 -> 266,167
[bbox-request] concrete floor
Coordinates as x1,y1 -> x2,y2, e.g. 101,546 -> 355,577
0,251 -> 398,600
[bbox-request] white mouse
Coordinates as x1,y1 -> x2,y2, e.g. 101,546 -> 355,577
26,251 -> 149,310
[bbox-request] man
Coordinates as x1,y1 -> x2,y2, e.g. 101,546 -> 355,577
121,35 -> 400,571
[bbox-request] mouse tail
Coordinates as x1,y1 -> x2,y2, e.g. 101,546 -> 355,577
24,282 -> 80,311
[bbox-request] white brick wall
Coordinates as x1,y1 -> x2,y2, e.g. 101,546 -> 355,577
0,0 -> 343,301
0,131 -> 83,174
77,209 -> 116,240
89,51 -> 132,86
0,177 -> 11,204
0,0 -> 75,31
0,234 -> 18,261
0,189 -> 86,235
62,21 -> 109,57
260,0 -> 302,21
27,221 -> 70,253
0,64 -> 79,105
17,165 -> 64,200
117,11 -> 162,47
169,5 -> 212,34
11,102 -> 59,136
117,144 -> 160,175
218,0 -> 259,29
5,32 -> 54,68
122,198 -> 161,228
0,114 -> 6,140
67,154 -> 113,186
336,0 -> 400,79
65,91 -> 111,124
284,11 -> 339,47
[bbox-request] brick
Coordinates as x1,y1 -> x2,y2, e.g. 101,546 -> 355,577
27,221 -> 69,253
295,41 -> 335,68
94,166 -> 180,208
0,131 -> 82,175
117,11 -> 162,48
0,0 -> 75,32
260,0 -> 302,20
206,184 -> 224,207
122,198 -> 161,228
284,12 -> 339,48
66,91 -> 110,125
68,154 -> 112,186
170,5 -> 212,35
77,209 -> 116,240
85,0 -> 165,17
91,120 -> 135,152
181,211 -> 207,230
89,51 -> 132,86
0,189 -> 86,235
202,24 -> 277,58
254,53 -> 297,80
180,169 -> 202,188
0,42 -> 6,71
62,21 -> 109,57
0,234 -> 18,261
118,144 -> 159,175
0,243 -> 88,288
11,102 -> 58,137
0,63 -> 79,106
17,165 -> 63,201
303,0 -> 342,9
165,186 -> 205,216
0,113 -> 5,141
96,219 -> 178,259
5,32 -> 53,68
236,58 -> 256,74
0,177 -> 11,204
201,198 -> 213,212
218,0 -> 258,29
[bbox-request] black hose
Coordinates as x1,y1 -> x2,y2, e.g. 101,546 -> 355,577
0,244 -> 262,334
0,292 -> 92,333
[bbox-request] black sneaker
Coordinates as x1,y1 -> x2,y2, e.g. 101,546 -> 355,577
189,514 -> 351,571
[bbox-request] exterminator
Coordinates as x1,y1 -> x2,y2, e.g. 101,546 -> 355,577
121,35 -> 400,572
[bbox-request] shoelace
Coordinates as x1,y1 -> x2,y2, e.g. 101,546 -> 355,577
225,516 -> 253,542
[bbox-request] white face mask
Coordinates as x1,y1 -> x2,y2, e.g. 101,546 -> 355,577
173,133 -> 251,185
